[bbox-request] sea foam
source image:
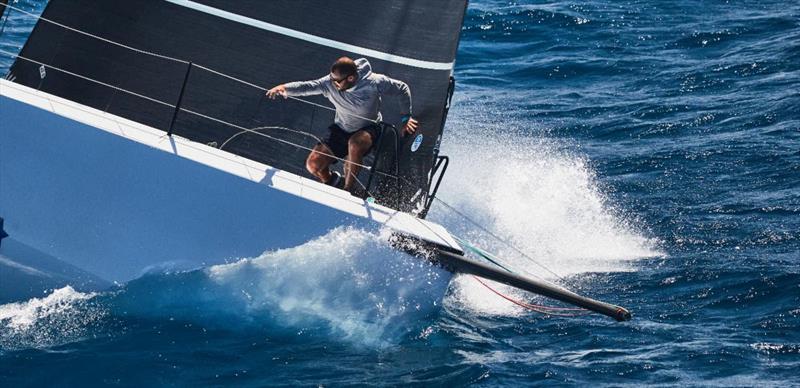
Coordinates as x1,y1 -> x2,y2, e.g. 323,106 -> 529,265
431,105 -> 663,315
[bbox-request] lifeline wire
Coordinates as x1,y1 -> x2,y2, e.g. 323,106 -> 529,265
0,49 -> 375,170
0,2 -> 188,64
1,2 -> 381,125
0,48 -> 175,108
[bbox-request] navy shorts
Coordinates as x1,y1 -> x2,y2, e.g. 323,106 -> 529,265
321,123 -> 380,162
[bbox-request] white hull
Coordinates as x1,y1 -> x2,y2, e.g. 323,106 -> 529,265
0,79 -> 461,285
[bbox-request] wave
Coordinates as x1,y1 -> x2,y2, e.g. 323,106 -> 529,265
0,227 -> 450,351
0,286 -> 106,351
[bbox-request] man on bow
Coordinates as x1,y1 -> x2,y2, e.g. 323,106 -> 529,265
267,56 -> 418,194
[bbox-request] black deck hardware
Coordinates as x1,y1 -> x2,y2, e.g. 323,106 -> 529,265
0,217 -> 8,248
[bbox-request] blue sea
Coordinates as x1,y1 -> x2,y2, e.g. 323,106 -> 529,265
1,0 -> 798,386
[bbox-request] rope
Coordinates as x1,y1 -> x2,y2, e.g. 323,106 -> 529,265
219,125 -> 323,151
453,233 -> 590,313
471,276 -> 589,316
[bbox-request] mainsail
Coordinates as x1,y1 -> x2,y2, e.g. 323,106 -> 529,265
7,0 -> 467,211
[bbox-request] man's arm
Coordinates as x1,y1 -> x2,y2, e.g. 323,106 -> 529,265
266,75 -> 329,99
375,75 -> 418,135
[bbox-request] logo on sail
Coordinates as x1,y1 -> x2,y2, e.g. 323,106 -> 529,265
411,134 -> 423,152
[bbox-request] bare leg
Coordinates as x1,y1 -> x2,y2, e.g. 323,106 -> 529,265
306,143 -> 336,183
343,130 -> 373,192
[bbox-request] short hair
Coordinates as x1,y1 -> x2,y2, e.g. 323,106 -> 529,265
331,57 -> 357,77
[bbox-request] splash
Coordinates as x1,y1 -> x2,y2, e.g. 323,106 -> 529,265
204,227 -> 449,346
108,227 -> 450,347
0,286 -> 105,351
430,102 -> 663,315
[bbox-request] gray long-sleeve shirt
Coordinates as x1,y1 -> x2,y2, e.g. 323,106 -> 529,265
283,58 -> 412,133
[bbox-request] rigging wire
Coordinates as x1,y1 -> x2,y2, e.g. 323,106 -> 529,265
435,197 -> 577,288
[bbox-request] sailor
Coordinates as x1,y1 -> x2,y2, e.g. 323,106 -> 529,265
266,57 -> 418,194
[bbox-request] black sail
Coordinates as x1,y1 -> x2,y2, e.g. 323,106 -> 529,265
7,0 -> 467,212
0,0 -> 8,29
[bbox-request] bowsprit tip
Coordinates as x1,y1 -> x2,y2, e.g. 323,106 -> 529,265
615,307 -> 632,322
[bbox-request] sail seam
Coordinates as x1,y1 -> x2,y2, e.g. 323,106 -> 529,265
164,0 -> 454,71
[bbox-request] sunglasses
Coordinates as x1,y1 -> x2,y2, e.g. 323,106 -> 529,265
331,73 -> 354,84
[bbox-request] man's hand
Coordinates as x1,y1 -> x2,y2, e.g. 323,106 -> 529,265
402,117 -> 419,135
266,84 -> 287,99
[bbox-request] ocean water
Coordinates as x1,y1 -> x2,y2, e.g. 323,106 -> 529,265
1,0 -> 798,386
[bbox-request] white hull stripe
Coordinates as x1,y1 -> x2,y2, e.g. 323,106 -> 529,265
164,0 -> 454,71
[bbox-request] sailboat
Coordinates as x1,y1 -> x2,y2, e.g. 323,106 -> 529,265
0,0 -> 630,321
